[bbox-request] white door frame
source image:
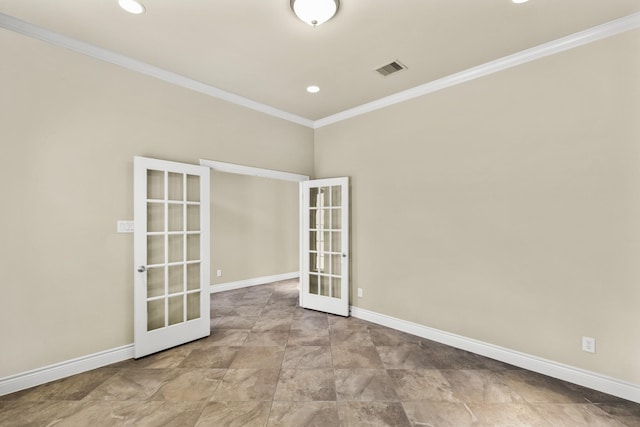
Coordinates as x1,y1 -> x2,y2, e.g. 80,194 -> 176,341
199,159 -> 310,296
199,159 -> 309,183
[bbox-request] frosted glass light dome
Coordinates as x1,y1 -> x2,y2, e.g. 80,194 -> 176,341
290,0 -> 340,26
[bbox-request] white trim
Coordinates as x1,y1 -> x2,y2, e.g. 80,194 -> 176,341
199,159 -> 309,182
211,272 -> 300,293
2,12 -> 638,130
0,13 -> 314,129
3,302 -> 636,402
0,345 -> 134,396
350,306 -> 640,404
0,270 -> 297,396
314,12 -> 640,128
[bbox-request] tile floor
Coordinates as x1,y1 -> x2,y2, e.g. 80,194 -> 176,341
1,279 -> 639,426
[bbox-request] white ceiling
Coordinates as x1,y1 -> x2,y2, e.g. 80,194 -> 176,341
2,0 -> 640,122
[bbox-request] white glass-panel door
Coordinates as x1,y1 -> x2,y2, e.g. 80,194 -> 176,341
133,156 -> 210,358
300,177 -> 349,316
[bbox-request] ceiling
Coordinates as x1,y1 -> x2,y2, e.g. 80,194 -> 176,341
2,0 -> 640,122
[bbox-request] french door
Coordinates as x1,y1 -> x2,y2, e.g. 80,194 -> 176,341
300,177 -> 349,316
133,156 -> 210,358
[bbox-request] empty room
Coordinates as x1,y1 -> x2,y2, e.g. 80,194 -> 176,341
1,0 -> 640,425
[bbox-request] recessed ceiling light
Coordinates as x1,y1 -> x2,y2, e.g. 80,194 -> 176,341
306,85 -> 320,93
119,0 -> 145,14
512,0 -> 529,3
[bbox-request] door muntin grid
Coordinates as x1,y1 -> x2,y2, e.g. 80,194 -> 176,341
308,185 -> 342,299
146,169 -> 202,331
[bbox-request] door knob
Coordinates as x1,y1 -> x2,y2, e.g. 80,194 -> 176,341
137,265 -> 146,273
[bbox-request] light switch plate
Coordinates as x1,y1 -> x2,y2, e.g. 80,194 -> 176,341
117,220 -> 135,233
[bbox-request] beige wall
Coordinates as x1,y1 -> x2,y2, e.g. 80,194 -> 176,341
0,30 -> 313,377
211,171 -> 299,286
315,29 -> 640,384
1,20 -> 638,389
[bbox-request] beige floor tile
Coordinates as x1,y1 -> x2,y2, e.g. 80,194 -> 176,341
244,330 -> 290,346
196,401 -> 271,427
467,402 -> 552,426
229,346 -> 284,369
331,346 -> 384,369
288,328 -> 330,346
252,315 -> 294,331
282,346 -> 333,368
532,403 -> 628,426
199,329 -> 250,347
441,369 -> 524,403
377,344 -> 438,369
402,401 -> 476,427
499,369 -> 590,403
216,316 -> 258,329
274,369 -> 336,401
330,329 -> 374,346
211,369 -> 280,401
8,368 -> 119,401
387,368 -> 458,402
268,401 -> 340,427
335,369 -> 399,402
3,281 -> 638,427
337,401 -> 411,426
60,401 -> 204,427
83,368 -> 172,401
150,368 -> 225,401
179,346 -> 240,369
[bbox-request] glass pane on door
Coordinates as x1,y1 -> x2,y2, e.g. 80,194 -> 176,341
147,299 -> 164,331
187,292 -> 200,320
147,170 -> 164,200
168,295 -> 184,326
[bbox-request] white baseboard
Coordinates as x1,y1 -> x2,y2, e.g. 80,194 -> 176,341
0,344 -> 134,396
350,306 -> 640,404
5,291 -> 635,404
210,272 -> 299,293
0,274 -> 298,397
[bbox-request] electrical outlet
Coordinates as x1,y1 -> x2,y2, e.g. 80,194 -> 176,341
582,336 -> 596,353
357,288 -> 363,298
216,270 -> 222,277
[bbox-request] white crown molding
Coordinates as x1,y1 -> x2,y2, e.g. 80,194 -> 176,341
0,13 -> 314,129
350,306 -> 640,404
210,272 -> 300,293
0,345 -> 134,396
314,11 -> 640,128
2,11 -> 638,130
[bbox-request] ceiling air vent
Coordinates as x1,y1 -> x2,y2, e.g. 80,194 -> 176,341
375,60 -> 407,77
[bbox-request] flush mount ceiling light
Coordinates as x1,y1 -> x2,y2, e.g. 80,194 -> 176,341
512,0 -> 529,3
119,0 -> 145,14
290,0 -> 340,27
306,85 -> 320,93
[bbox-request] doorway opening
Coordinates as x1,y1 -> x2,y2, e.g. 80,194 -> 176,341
200,159 -> 308,300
